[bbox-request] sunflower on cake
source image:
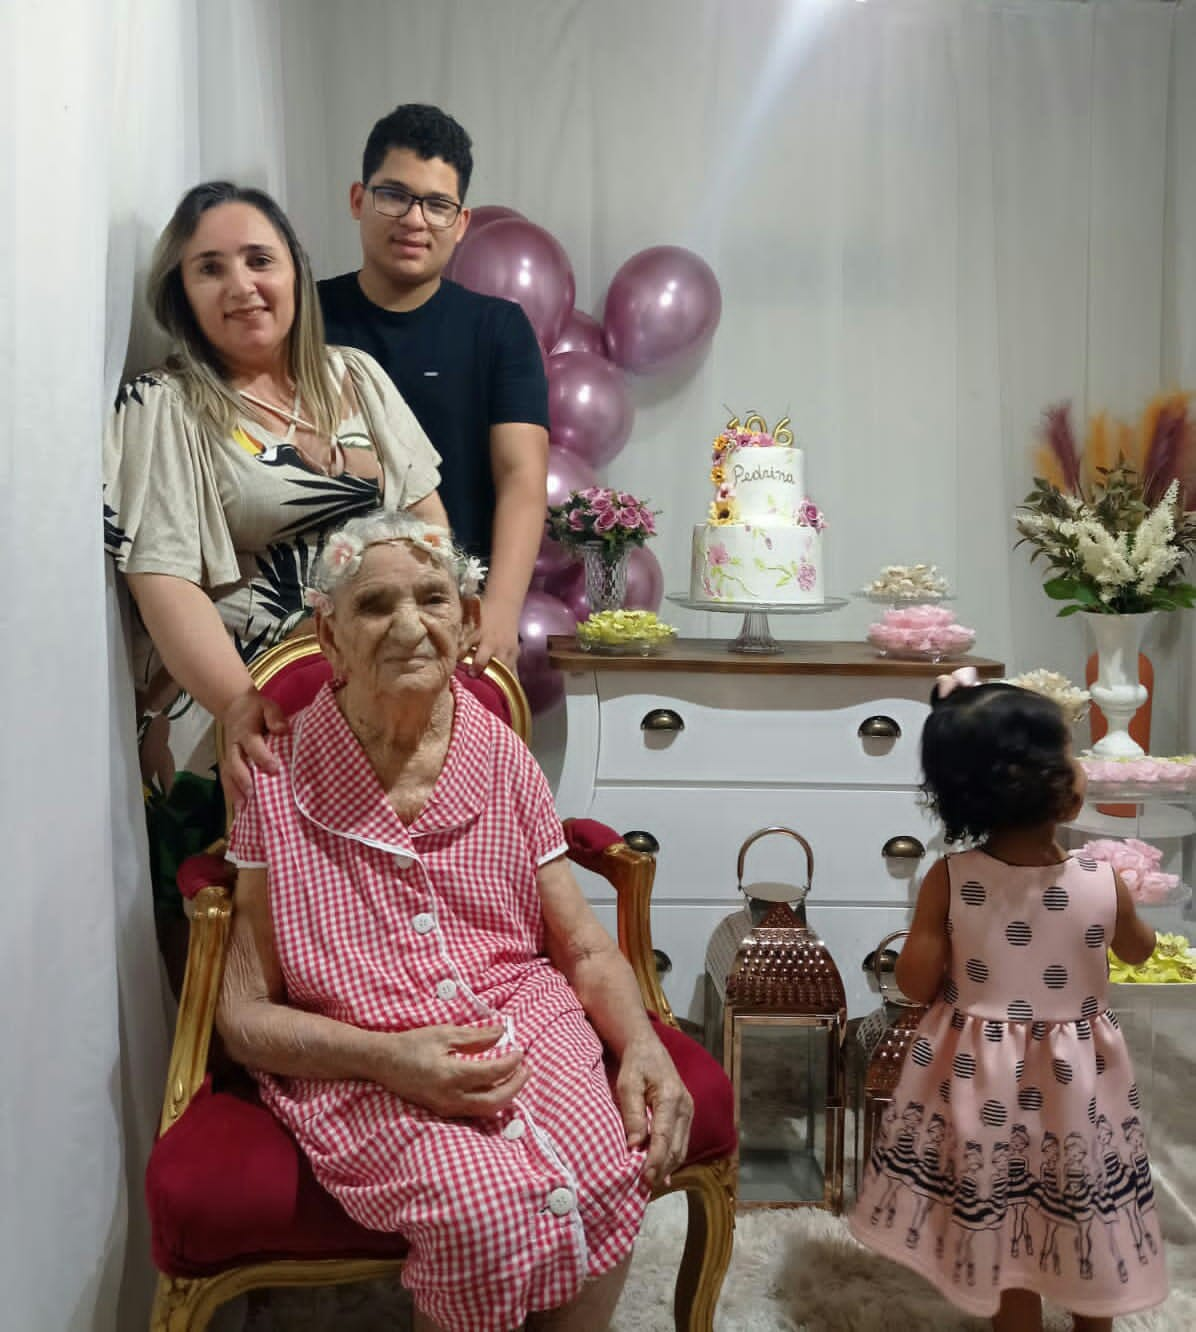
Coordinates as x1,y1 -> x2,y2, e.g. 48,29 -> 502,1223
690,413 -> 828,604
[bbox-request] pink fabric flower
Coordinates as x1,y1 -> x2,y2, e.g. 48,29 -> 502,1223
709,542 -> 730,567
567,509 -> 587,531
594,509 -> 617,532
616,507 -> 641,530
325,531 -> 363,572
798,500 -> 821,529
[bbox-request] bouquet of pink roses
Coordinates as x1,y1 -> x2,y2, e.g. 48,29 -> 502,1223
546,487 -> 659,554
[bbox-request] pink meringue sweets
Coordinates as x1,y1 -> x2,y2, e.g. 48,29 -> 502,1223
1079,755 -> 1196,788
1077,838 -> 1181,905
866,604 -> 976,661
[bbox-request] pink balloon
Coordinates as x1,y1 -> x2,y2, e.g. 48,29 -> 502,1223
468,205 -> 525,232
545,561 -> 589,621
624,545 -> 664,612
534,531 -> 574,582
517,591 -> 578,714
602,245 -> 722,374
445,205 -> 525,279
546,444 -> 599,509
547,351 -> 633,468
452,218 -> 575,350
522,667 -> 565,715
552,308 -> 607,358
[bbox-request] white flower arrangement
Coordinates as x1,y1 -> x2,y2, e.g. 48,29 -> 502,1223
1016,399 -> 1196,615
1003,668 -> 1090,726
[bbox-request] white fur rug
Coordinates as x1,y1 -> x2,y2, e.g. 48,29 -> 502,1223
237,997 -> 1196,1330
238,1185 -> 1194,1332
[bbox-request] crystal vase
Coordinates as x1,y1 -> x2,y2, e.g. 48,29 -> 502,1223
1084,611 -> 1156,758
581,542 -> 629,615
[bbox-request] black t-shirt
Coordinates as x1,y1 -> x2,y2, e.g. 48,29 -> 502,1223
318,273 -> 549,558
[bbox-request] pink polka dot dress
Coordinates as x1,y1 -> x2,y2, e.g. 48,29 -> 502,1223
850,849 -> 1168,1319
228,680 -> 649,1332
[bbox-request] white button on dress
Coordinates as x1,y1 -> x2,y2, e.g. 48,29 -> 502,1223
547,1187 -> 575,1216
502,1118 -> 526,1141
412,912 -> 435,935
435,978 -> 457,1001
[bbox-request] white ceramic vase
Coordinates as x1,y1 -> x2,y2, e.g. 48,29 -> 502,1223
1084,611 -> 1155,758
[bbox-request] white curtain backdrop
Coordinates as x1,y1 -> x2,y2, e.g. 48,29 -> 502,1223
3,0 -> 285,1327
3,2 -> 1195,1327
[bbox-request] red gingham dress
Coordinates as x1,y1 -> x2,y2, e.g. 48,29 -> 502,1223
228,680 -> 649,1331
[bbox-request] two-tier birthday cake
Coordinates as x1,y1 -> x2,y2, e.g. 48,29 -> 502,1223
689,415 -> 827,604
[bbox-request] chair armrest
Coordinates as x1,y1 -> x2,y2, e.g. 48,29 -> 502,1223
159,884 -> 234,1135
562,818 -> 677,1029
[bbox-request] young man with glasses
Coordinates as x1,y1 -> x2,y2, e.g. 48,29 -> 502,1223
319,104 -> 549,673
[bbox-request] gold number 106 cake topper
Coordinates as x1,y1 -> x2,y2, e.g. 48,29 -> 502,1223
724,411 -> 794,446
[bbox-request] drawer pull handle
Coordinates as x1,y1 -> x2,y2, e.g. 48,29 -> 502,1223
859,715 -> 901,740
641,708 -> 684,733
883,835 -> 925,860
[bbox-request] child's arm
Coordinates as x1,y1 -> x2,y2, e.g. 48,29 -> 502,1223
1109,869 -> 1156,966
895,858 -> 951,1004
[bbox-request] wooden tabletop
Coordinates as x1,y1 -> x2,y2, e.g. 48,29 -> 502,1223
547,637 -> 1006,677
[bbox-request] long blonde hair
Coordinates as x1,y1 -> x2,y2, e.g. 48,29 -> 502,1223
146,181 -> 340,437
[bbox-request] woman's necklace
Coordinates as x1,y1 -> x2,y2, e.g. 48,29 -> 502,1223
238,385 -> 342,476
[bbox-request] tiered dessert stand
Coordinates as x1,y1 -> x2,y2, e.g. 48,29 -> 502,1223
666,595 -> 850,655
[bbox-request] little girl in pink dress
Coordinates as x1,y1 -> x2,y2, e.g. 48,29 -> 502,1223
850,673 -> 1168,1331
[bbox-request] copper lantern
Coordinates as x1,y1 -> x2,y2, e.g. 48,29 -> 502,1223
855,929 -> 927,1192
705,827 -> 847,1211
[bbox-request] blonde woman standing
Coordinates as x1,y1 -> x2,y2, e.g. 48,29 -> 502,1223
104,182 -> 448,981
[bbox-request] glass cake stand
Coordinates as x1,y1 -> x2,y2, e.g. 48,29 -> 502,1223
666,594 -> 849,655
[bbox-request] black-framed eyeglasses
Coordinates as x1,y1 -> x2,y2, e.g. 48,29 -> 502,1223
366,184 -> 462,229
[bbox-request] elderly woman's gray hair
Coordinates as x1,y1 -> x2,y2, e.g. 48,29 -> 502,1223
304,513 -> 486,615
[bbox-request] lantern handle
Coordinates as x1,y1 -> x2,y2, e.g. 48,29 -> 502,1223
869,929 -> 922,1009
736,825 -> 814,899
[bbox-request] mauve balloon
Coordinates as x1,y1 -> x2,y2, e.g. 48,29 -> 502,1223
551,308 -> 607,358
545,444 -> 598,509
445,205 -> 525,279
521,666 -> 566,715
545,561 -> 589,621
452,218 -> 575,350
623,545 -> 664,612
533,531 -> 574,583
602,245 -> 722,374
467,205 -> 525,232
547,351 -> 633,468
517,591 -> 578,714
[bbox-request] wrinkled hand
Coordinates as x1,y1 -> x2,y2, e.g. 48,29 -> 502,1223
374,1024 -> 529,1118
220,687 -> 289,808
470,597 -> 521,675
615,1035 -> 693,1188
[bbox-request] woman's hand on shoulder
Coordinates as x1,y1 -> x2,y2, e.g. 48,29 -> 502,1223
220,686 -> 288,807
615,1033 -> 693,1189
371,1024 -> 529,1118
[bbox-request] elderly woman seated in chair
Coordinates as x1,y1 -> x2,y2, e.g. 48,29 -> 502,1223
216,511 -> 693,1332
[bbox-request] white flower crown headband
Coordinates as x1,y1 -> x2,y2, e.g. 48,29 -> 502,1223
303,523 -> 487,615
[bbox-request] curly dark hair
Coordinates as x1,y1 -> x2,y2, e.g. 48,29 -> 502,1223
361,104 -> 474,199
920,683 -> 1078,844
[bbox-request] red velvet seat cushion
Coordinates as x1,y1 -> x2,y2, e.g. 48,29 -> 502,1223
147,1018 -> 735,1278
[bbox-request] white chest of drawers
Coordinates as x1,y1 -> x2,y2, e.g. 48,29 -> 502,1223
547,637 -> 1005,1025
